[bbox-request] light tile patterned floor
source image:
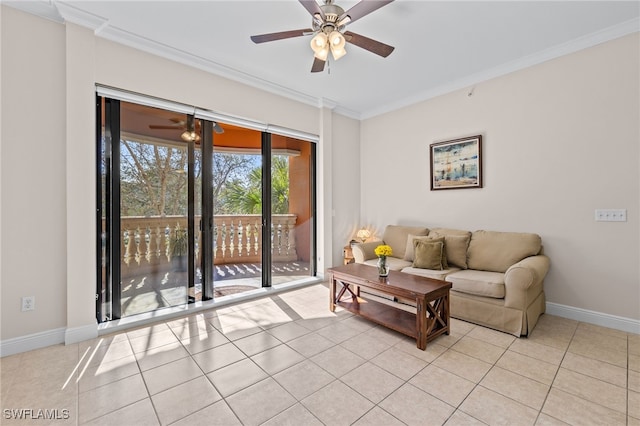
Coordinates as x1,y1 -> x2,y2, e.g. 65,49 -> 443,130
1,283 -> 638,425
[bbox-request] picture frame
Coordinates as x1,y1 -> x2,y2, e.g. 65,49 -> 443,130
430,135 -> 482,190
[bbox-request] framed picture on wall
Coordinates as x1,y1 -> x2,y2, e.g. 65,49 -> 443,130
430,135 -> 482,190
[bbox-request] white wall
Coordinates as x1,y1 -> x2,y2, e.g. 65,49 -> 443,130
331,113 -> 361,265
1,6 -> 637,353
1,11 -> 68,339
361,33 -> 639,322
0,7 -> 361,349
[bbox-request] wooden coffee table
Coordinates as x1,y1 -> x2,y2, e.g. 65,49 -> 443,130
328,263 -> 451,350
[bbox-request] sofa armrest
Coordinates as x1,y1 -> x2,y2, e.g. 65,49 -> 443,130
504,255 -> 550,309
352,241 -> 381,263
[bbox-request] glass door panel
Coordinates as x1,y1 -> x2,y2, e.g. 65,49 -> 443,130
98,94 -> 317,322
212,125 -> 263,297
97,97 -> 111,322
193,119 -> 204,302
271,136 -> 314,286
119,102 -> 190,316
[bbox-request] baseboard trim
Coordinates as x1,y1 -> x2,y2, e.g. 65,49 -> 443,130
0,327 -> 66,357
546,302 -> 640,334
1,280 -> 326,358
65,323 -> 98,345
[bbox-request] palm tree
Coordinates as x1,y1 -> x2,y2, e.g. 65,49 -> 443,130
221,156 -> 289,214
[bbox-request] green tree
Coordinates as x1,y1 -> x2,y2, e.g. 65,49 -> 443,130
120,140 -> 188,216
220,155 -> 289,214
212,153 -> 254,215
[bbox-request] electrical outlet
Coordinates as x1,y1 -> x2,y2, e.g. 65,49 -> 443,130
21,296 -> 35,312
595,209 -> 627,222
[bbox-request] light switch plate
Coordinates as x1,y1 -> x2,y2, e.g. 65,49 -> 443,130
595,209 -> 627,222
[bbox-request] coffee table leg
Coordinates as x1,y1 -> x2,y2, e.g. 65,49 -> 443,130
329,275 -> 336,312
444,292 -> 450,335
416,298 -> 427,350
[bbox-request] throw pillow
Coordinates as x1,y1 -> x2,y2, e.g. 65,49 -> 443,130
403,234 -> 432,261
424,236 -> 448,269
429,231 -> 470,269
412,240 -> 444,270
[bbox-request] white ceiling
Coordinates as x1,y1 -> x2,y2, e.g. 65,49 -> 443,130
7,0 -> 640,119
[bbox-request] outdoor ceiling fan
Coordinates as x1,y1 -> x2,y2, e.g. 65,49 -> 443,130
250,0 -> 395,73
149,116 -> 224,142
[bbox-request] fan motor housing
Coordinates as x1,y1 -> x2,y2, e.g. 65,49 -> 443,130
320,1 -> 345,23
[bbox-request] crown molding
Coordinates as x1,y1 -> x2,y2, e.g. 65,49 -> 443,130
5,2 -> 638,122
2,0 -> 63,23
52,1 -> 329,114
54,1 -> 105,29
4,1 -> 330,114
360,17 -> 640,120
96,25 -> 327,110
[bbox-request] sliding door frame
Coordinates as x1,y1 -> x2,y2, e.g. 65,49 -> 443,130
99,97 -> 122,321
96,87 -> 319,323
261,132 -> 272,287
201,121 -> 214,301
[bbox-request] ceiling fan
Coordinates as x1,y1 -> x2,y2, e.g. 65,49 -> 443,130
250,0 -> 395,73
149,116 -> 224,142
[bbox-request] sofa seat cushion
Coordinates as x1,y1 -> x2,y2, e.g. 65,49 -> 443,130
363,257 -> 412,271
445,270 -> 505,298
401,266 -> 461,281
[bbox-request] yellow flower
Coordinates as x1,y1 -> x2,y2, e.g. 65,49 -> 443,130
374,244 -> 393,257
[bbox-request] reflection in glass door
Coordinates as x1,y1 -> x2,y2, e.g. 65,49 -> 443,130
98,99 -> 202,320
209,127 -> 316,296
98,93 -> 317,322
118,102 -> 192,317
271,135 -> 315,286
212,125 -> 263,296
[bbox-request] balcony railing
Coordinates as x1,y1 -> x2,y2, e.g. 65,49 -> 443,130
111,214 -> 298,277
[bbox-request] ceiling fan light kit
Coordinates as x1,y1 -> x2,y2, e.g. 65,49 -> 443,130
181,130 -> 199,143
149,114 -> 223,142
310,30 -> 346,61
250,0 -> 395,73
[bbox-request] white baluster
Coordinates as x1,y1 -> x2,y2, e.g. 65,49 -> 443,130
287,220 -> 296,257
221,221 -> 228,260
124,228 -> 134,266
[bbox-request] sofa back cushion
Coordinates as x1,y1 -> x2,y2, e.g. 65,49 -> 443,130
403,234 -> 432,262
429,228 -> 472,269
382,225 -> 429,259
467,230 -> 542,273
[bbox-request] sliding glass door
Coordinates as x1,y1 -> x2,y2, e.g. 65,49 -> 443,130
270,135 -> 315,285
99,99 -> 196,319
97,93 -> 316,323
211,125 -> 263,295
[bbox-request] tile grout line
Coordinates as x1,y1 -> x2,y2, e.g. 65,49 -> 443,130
440,324 -> 497,426
17,285 -> 636,426
533,319 -> 577,425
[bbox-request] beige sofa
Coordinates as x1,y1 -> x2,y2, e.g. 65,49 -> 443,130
352,225 -> 550,336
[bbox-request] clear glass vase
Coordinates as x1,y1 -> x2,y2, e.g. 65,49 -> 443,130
377,256 -> 390,277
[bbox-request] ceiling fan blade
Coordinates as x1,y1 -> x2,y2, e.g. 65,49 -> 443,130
250,29 -> 312,44
299,0 -> 324,19
311,57 -> 326,73
344,31 -> 394,58
149,125 -> 182,130
340,0 -> 394,25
